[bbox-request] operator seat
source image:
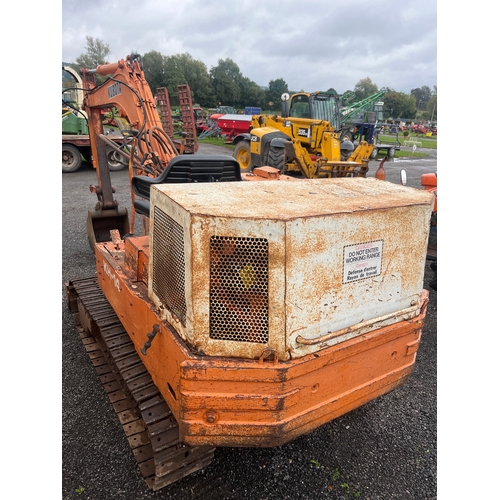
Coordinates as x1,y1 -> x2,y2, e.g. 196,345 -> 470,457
132,154 -> 242,217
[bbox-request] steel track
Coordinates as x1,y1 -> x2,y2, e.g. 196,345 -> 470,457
66,277 -> 215,491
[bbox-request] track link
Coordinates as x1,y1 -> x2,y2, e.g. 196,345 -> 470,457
66,277 -> 215,491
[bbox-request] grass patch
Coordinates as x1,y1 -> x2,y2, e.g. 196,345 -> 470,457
378,134 -> 437,149
373,133 -> 436,158
198,136 -> 432,158
198,136 -> 235,150
331,467 -> 361,498
395,150 -> 428,158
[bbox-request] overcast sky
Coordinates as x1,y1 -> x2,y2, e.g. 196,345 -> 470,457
62,0 -> 436,95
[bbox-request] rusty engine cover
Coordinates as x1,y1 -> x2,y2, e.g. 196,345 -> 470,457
148,178 -> 434,361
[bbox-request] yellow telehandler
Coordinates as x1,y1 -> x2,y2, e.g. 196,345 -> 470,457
232,91 -> 374,178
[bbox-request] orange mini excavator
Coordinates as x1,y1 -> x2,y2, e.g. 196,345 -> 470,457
66,54 -> 435,490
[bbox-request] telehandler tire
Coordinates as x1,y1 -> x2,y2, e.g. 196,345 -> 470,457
233,141 -> 253,173
62,144 -> 82,173
268,146 -> 285,172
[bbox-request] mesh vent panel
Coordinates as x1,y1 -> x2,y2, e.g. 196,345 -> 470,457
152,207 -> 186,324
210,236 -> 269,343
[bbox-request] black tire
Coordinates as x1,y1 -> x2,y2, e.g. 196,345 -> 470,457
268,146 -> 285,172
370,147 -> 378,159
233,141 -> 253,173
62,144 -> 82,173
387,147 -> 396,158
339,131 -> 353,142
106,146 -> 128,171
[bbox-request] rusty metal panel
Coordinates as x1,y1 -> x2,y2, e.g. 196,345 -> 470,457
177,84 -> 198,153
156,87 -> 173,139
149,179 -> 433,361
188,215 -> 287,360
148,191 -> 287,360
152,178 -> 432,219
284,204 -> 431,358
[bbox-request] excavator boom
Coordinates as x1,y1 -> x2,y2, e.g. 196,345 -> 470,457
80,54 -> 198,249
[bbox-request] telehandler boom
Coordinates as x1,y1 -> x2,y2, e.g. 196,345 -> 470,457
66,53 -> 435,491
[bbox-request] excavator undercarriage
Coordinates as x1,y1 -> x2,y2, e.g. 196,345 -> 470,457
66,277 -> 215,491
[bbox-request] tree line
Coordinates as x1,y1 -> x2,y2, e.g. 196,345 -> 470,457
65,36 -> 437,121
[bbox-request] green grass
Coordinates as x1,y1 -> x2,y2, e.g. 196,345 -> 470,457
378,133 -> 437,149
373,133 -> 436,158
394,150 -> 428,158
196,124 -> 439,159
331,467 -> 361,498
198,136 -> 235,149
198,135 -> 434,159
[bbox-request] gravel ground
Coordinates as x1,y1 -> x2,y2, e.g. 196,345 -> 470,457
62,144 -> 437,499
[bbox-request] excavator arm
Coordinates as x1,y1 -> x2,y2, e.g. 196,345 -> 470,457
81,54 -> 179,250
82,54 -> 178,178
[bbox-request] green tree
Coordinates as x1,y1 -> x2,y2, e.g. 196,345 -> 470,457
172,54 -> 214,107
411,85 -> 432,111
354,77 -> 378,101
383,91 -> 417,119
162,55 -> 188,106
423,86 -> 437,123
267,78 -> 289,111
239,77 -> 267,109
144,52 -> 215,107
75,36 -> 110,69
143,50 -> 168,96
210,58 -> 242,107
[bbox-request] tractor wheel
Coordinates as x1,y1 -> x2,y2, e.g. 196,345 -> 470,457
62,144 -> 83,173
370,147 -> 379,159
387,147 -> 396,158
233,141 -> 253,173
106,146 -> 128,171
268,146 -> 285,172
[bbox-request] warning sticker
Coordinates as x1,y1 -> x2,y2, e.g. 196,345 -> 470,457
343,240 -> 383,284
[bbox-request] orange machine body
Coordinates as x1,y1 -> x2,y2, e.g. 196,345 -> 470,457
95,235 -> 428,448
421,173 -> 437,212
421,173 -> 437,260
83,57 -> 165,139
